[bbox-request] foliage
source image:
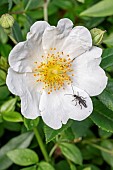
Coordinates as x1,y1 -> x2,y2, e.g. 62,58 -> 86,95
0,0 -> 113,170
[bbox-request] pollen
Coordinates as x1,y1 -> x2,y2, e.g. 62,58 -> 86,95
34,74 -> 37,76
33,48 -> 73,94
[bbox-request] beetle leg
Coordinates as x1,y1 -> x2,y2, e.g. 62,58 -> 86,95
82,97 -> 87,99
79,101 -> 82,109
79,95 -> 86,100
72,98 -> 76,102
75,100 -> 77,106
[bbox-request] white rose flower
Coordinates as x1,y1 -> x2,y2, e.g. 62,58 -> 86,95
6,18 -> 108,129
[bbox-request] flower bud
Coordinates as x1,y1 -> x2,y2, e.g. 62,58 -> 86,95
90,28 -> 106,45
0,14 -> 14,29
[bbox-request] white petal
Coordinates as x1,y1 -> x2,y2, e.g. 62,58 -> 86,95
39,90 -> 63,129
6,68 -> 41,118
61,85 -> 93,121
27,21 -> 50,40
21,91 -> 41,119
6,68 -> 24,96
9,21 -> 49,73
42,18 -> 73,53
61,26 -> 92,60
72,46 -> 108,96
39,85 -> 93,129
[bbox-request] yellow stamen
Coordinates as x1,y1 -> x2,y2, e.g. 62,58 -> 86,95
33,48 -> 73,94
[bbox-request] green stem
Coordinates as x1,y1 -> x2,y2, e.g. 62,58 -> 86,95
24,0 -> 32,11
49,144 -> 57,157
90,143 -> 113,155
43,0 -> 50,21
34,127 -> 50,162
8,35 -> 18,45
66,158 -> 76,170
82,140 -> 113,155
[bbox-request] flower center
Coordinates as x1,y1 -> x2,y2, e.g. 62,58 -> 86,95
33,48 -> 74,94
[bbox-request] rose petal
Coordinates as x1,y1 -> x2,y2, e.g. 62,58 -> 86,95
39,90 -> 63,129
6,68 -> 41,118
39,85 -> 93,129
42,18 -> 73,53
61,26 -> 92,60
9,21 -> 49,73
72,46 -> 108,96
61,85 -> 93,121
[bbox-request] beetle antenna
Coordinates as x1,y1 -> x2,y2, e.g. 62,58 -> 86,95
64,94 -> 72,96
71,84 -> 74,95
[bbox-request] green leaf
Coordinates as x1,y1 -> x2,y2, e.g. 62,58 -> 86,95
44,120 -> 73,143
0,56 -> 9,72
53,0 -> 73,10
24,117 -> 39,130
106,79 -> 113,93
8,0 -> 13,10
98,90 -> 113,112
0,3 -> 8,16
20,165 -> 37,170
2,111 -> 23,122
38,161 -> 55,170
101,140 -> 113,167
24,0 -> 33,11
77,0 -> 85,3
0,98 -> 17,113
27,2 -> 58,20
98,79 -> 113,111
3,121 -> 21,131
98,128 -> 112,139
71,118 -> 93,138
70,163 -> 77,170
103,33 -> 113,47
26,10 -> 43,20
0,44 -> 12,57
85,17 -> 104,29
48,2 -> 58,16
59,143 -> 82,165
56,160 -> 70,170
0,132 -> 34,170
0,86 -> 10,100
94,98 -> 113,120
86,165 -> 100,170
7,148 -> 38,166
83,168 -> 91,170
0,123 -> 4,137
90,99 -> 113,132
0,69 -> 6,86
0,26 -> 8,44
0,0 -> 8,6
80,0 -> 113,17
79,165 -> 99,170
101,48 -> 113,69
82,143 -> 101,161
61,127 -> 75,141
13,0 -> 21,5
23,0 -> 42,10
12,21 -> 23,42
